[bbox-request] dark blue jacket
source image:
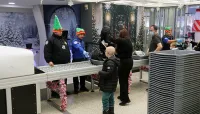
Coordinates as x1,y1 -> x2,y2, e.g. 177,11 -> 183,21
71,38 -> 86,59
98,56 -> 119,92
162,35 -> 174,50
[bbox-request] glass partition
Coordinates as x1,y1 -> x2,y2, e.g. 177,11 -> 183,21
143,5 -> 200,50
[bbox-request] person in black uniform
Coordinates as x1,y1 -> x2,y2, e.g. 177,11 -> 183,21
44,15 -> 72,97
100,26 -> 115,57
110,28 -> 133,106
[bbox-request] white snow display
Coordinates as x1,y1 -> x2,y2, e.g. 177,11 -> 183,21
0,46 -> 34,79
0,12 -> 39,48
49,7 -> 77,39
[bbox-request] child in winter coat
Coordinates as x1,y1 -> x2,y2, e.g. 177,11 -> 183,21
98,46 -> 119,114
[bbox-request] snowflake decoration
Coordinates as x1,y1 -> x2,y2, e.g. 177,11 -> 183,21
105,3 -> 111,10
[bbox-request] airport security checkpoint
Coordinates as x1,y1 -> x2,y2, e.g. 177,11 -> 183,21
1,0 -> 200,114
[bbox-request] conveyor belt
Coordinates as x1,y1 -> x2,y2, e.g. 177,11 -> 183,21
39,60 -> 148,74
0,59 -> 149,114
39,61 -> 96,73
38,61 -> 101,81
133,59 -> 148,67
38,60 -> 148,81
0,59 -> 148,89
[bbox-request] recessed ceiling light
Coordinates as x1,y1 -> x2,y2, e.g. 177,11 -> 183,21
8,2 -> 15,5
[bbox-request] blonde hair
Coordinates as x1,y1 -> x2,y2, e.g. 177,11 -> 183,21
106,46 -> 115,56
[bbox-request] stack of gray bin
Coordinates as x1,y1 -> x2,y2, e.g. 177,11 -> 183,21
148,50 -> 200,114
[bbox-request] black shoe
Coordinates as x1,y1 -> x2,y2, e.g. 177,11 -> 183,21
74,90 -> 79,94
80,87 -> 89,92
117,96 -> 120,99
119,100 -> 131,106
117,96 -> 122,101
66,91 -> 71,95
51,91 -> 60,98
109,107 -> 114,114
103,110 -> 109,114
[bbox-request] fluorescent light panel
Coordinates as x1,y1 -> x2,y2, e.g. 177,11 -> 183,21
8,2 -> 15,5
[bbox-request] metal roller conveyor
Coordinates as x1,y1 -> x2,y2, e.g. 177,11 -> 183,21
133,59 -> 149,68
38,61 -> 102,81
38,59 -> 149,112
38,59 -> 148,92
39,61 -> 96,72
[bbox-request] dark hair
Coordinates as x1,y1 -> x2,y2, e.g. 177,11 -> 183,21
119,28 -> 129,38
150,25 -> 158,31
100,26 -> 111,41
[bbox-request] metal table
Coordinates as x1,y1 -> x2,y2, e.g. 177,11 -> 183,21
39,59 -> 149,92
38,59 -> 149,112
0,59 -> 149,114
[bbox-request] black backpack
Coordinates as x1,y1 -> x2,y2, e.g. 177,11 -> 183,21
194,42 -> 200,51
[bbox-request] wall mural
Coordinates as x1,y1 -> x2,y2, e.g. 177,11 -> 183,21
0,12 -> 40,66
49,7 -> 77,39
135,7 -> 144,51
0,12 -> 39,48
43,5 -> 81,40
88,3 -> 102,55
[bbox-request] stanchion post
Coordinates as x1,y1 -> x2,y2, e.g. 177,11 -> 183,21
91,76 -> 94,92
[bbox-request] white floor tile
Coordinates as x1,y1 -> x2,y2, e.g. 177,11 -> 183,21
41,72 -> 148,114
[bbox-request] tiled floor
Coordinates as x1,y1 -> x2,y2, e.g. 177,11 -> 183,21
41,72 -> 148,114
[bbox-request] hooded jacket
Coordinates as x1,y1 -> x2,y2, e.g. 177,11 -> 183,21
100,26 -> 115,54
194,42 -> 200,51
98,56 -> 119,92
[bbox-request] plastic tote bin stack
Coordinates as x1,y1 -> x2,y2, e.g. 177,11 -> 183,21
148,50 -> 200,114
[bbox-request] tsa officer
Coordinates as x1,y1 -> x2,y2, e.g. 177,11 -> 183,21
72,28 -> 90,94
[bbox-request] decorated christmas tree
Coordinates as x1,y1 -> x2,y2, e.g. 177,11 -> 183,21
0,13 -> 24,48
135,7 -> 144,51
90,4 -> 101,55
69,21 -> 75,39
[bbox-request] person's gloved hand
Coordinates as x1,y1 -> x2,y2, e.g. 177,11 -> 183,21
83,51 -> 90,59
176,39 -> 184,43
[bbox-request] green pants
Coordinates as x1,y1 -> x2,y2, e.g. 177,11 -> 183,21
102,92 -> 114,111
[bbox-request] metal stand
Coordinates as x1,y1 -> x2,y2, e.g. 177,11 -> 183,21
47,88 -> 51,101
0,89 -> 7,114
139,69 -> 148,84
91,77 -> 95,92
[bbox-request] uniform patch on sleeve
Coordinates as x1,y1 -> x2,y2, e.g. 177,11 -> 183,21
62,45 -> 66,49
74,41 -> 78,44
45,41 -> 48,45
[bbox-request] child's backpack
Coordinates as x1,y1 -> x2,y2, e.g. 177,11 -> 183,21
194,42 -> 200,51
